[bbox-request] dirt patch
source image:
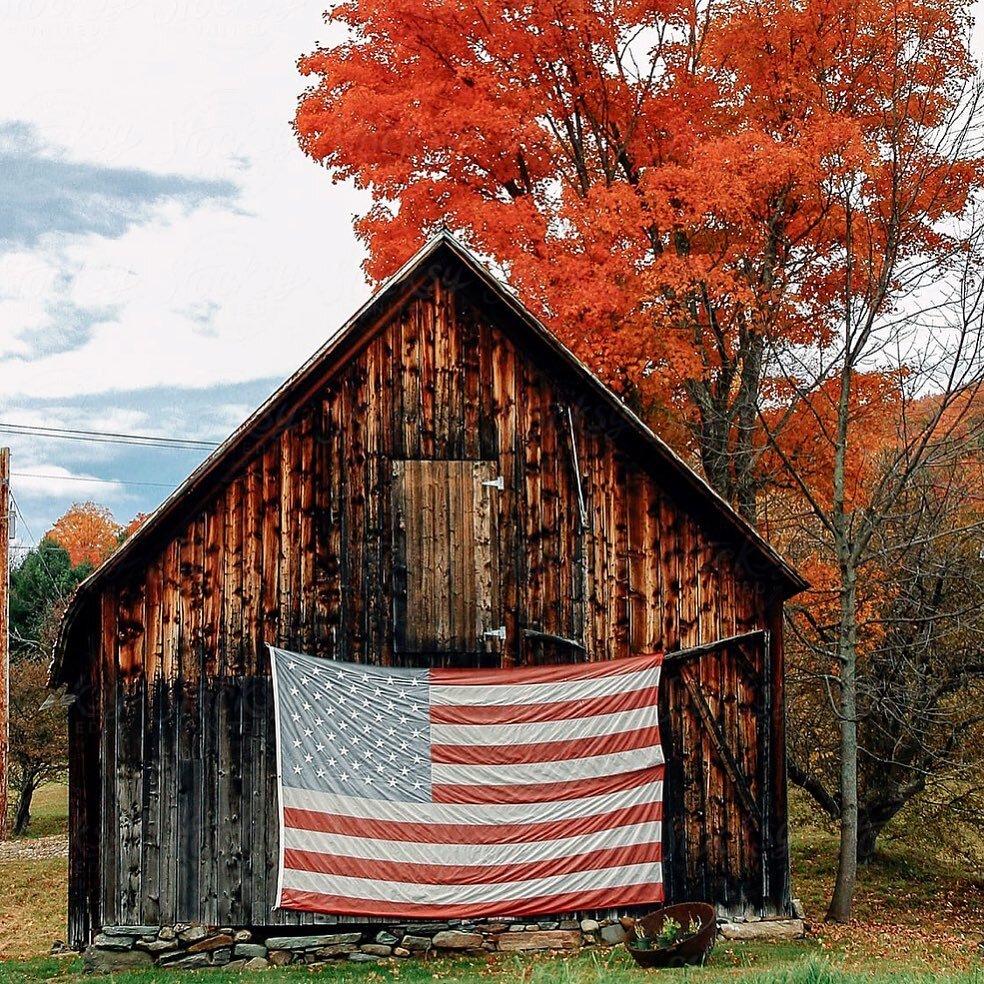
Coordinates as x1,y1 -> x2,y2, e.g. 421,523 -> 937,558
0,835 -> 67,862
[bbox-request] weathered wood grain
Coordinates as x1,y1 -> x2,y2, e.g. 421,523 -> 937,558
63,272 -> 794,939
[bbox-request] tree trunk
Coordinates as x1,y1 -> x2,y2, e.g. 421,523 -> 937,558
733,332 -> 764,523
827,307 -> 859,923
691,336 -> 764,525
12,779 -> 37,836
826,559 -> 859,921
857,816 -> 885,866
856,795 -> 911,865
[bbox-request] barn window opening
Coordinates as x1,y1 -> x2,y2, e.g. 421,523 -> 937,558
391,459 -> 501,666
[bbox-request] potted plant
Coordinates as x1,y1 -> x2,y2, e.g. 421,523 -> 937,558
624,902 -> 716,968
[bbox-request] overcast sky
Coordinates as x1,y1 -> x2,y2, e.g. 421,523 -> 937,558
2,2 -> 984,559
0,1 -> 375,554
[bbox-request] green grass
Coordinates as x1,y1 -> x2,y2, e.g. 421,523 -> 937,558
0,857 -> 68,960
0,951 -> 981,984
16,781 -> 69,839
790,814 -> 984,923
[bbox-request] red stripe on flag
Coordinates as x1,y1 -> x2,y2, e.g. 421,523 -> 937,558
283,841 -> 662,886
430,686 -> 660,726
431,653 -> 662,687
278,882 -> 665,919
434,765 -> 664,805
283,801 -> 664,844
431,725 -> 661,766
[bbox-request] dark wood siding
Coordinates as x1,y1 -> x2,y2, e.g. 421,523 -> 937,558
62,270 -> 793,944
89,284 -> 773,680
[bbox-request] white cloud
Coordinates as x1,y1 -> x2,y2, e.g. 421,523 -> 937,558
0,251 -> 61,356
0,0 -> 370,405
0,2 -> 372,537
11,464 -> 127,502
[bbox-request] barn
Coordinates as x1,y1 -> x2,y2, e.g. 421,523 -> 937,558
52,233 -> 805,952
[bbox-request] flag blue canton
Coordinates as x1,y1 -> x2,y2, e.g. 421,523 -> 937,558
272,649 -> 431,802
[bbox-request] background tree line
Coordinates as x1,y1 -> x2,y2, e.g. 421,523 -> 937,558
6,503 -> 144,835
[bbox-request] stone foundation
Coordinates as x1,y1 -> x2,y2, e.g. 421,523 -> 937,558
82,913 -> 806,972
83,918 -> 597,973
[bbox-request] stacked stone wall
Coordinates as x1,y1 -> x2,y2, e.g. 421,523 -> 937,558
81,912 -> 806,973
83,917 -> 615,972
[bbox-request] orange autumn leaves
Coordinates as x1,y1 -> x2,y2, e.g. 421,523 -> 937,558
294,0 -> 982,414
45,502 -> 149,569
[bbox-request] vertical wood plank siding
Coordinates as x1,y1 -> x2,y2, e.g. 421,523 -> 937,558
64,275 -> 791,943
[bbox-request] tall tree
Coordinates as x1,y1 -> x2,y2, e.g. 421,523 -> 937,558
9,539 -> 91,661
782,433 -> 984,865
8,658 -> 67,835
47,501 -> 120,568
761,176 -> 984,919
6,540 -> 88,833
294,0 -> 983,519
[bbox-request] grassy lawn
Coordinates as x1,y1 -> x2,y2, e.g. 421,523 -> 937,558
0,782 -> 69,960
0,858 -> 67,962
788,801 -> 984,970
18,782 -> 69,840
0,947 -> 982,984
0,784 -> 980,979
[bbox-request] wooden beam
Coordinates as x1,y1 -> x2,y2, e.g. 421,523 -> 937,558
679,663 -> 762,832
661,629 -> 766,666
0,448 -> 9,839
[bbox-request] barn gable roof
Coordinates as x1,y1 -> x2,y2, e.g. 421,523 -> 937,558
52,233 -> 805,684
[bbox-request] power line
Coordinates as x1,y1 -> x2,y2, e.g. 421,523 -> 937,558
11,471 -> 177,490
0,422 -> 219,451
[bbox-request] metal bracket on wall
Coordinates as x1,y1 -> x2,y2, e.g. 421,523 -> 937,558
481,476 -> 504,490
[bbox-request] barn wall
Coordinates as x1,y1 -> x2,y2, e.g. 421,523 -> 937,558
108,279 -> 773,682
68,274 -> 789,939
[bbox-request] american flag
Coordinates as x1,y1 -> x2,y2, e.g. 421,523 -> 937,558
270,646 -> 664,918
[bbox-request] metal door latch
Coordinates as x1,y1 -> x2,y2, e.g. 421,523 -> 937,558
481,476 -> 504,490
483,626 -> 506,641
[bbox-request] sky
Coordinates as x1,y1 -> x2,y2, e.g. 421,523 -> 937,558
3,2 -> 984,561
0,1 -> 372,557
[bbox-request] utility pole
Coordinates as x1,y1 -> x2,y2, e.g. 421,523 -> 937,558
0,448 -> 9,838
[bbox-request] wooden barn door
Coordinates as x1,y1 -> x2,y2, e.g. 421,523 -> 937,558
659,631 -> 788,917
391,460 -> 502,663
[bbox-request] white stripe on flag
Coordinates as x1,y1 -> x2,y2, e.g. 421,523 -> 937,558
432,745 -> 663,787
283,820 -> 662,867
430,665 -> 657,707
281,779 -> 664,825
430,704 -> 659,746
281,861 -> 662,905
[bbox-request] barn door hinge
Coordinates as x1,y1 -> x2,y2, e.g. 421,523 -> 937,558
481,476 -> 504,491
483,625 -> 506,642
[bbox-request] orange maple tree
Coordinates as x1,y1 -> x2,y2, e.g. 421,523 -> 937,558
295,0 -> 983,517
122,512 -> 151,542
47,501 -> 121,568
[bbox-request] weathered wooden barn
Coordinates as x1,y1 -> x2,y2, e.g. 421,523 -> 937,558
52,234 -> 805,949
